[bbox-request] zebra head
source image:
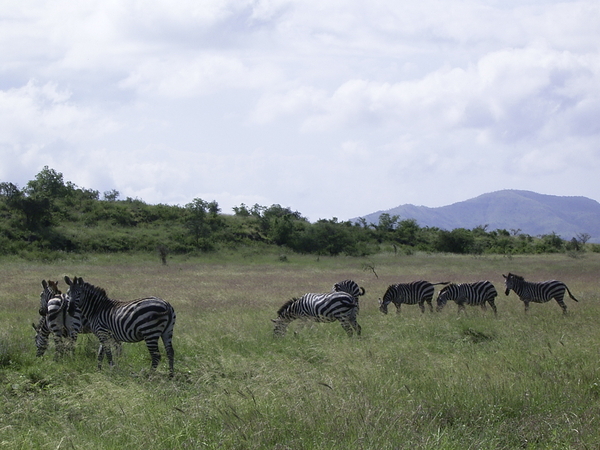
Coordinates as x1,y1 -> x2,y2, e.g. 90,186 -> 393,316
435,284 -> 454,312
378,285 -> 395,314
503,273 -> 522,296
39,279 -> 59,316
64,276 -> 86,313
271,297 -> 296,337
271,317 -> 289,337
378,298 -> 388,314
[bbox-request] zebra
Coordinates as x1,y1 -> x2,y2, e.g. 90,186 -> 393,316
435,281 -> 498,315
272,291 -> 361,337
379,280 -> 450,314
33,280 -> 70,358
64,276 -> 176,376
503,273 -> 579,314
332,279 -> 365,304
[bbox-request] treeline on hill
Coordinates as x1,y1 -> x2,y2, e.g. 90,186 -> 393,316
0,167 -> 595,259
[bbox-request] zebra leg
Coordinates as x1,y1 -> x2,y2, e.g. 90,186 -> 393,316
394,302 -> 401,315
418,301 -> 425,313
555,298 -> 568,314
97,343 -> 105,367
52,335 -> 64,360
161,331 -> 175,377
144,336 -> 162,370
33,322 -> 49,357
65,332 -> 78,356
523,300 -> 530,313
488,300 -> 498,316
339,317 -> 360,337
96,332 -> 114,370
354,320 -> 362,336
426,300 -> 434,313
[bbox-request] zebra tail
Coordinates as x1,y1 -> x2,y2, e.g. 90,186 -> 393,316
565,285 -> 579,302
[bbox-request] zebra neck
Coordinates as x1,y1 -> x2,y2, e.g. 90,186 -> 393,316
78,290 -> 115,317
279,300 -> 304,318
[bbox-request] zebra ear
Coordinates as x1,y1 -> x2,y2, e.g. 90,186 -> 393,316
64,276 -> 72,286
42,280 -> 48,289
502,274 -> 507,279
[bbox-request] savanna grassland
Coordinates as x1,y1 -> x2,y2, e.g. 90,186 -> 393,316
1,251 -> 599,449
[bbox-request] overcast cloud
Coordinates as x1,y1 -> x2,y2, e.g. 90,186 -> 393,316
1,0 -> 599,221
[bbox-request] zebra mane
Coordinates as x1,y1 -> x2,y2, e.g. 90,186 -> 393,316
81,280 -> 109,300
277,297 -> 299,316
439,283 -> 458,292
65,276 -> 112,306
507,273 -> 524,281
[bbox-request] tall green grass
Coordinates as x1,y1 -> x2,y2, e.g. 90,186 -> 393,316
1,252 -> 599,449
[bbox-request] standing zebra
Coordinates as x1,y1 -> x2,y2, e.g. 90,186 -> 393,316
33,280 -> 71,358
64,276 -> 176,376
272,291 -> 361,337
33,280 -> 102,358
436,281 -> 498,315
379,280 -> 449,314
503,273 -> 578,314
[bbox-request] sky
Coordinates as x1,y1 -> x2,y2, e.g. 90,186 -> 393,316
1,1 -> 599,221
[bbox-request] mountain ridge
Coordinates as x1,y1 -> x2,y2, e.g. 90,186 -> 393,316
357,190 -> 600,243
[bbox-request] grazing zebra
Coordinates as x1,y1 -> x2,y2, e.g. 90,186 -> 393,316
64,276 -> 176,376
332,279 -> 366,304
379,281 -> 449,314
503,273 -> 579,314
436,281 -> 498,315
272,291 -> 361,337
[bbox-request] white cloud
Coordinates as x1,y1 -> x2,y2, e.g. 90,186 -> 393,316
1,0 -> 600,220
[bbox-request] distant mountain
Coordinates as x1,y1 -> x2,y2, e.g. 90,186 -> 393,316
356,190 -> 600,243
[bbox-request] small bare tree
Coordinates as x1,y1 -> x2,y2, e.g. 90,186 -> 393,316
577,233 -> 591,245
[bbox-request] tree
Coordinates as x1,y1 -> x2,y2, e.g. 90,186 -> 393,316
576,233 -> 591,245
185,198 -> 210,246
435,228 -> 475,254
25,166 -> 68,199
395,218 -> 420,245
103,190 -> 120,201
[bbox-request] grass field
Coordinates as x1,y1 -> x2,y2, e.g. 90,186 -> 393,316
1,251 -> 599,449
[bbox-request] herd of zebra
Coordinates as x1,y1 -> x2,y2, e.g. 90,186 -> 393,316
33,273 -> 579,376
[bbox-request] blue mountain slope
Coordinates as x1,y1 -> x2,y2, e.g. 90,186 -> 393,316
357,190 -> 600,243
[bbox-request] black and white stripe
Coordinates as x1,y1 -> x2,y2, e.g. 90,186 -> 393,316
436,281 -> 498,314
503,272 -> 579,314
332,279 -> 365,304
64,276 -> 176,376
379,281 -> 449,314
272,291 -> 361,337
